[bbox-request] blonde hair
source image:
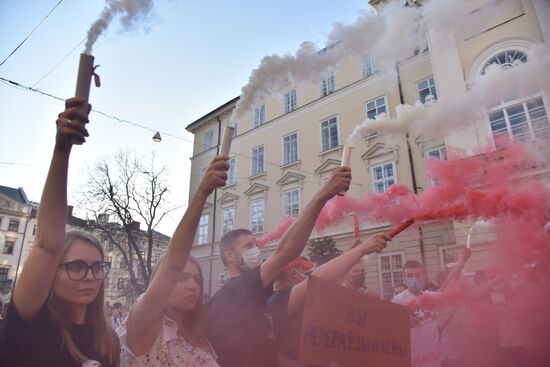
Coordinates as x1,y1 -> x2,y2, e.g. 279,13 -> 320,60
49,229 -> 120,366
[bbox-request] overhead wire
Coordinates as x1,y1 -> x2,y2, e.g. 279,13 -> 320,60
0,0 -> 65,69
32,36 -> 87,87
0,75 -> 366,187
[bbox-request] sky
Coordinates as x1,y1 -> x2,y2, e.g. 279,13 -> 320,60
0,0 -> 371,236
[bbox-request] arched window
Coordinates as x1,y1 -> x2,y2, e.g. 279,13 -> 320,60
481,50 -> 527,74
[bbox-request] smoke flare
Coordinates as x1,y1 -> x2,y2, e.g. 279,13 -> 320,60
84,0 -> 154,54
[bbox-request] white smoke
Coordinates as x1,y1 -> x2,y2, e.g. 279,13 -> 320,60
347,0 -> 550,145
230,1 -> 427,123
231,42 -> 346,124
231,0 -> 550,150
84,0 -> 154,54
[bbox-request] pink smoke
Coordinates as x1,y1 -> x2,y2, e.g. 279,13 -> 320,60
408,281 -> 470,310
256,216 -> 295,247
252,140 -> 549,269
316,140 -> 550,239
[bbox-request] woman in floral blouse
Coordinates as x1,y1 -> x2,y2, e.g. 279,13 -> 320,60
119,156 -> 229,367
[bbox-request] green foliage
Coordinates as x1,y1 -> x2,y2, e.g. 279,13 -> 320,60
307,236 -> 342,266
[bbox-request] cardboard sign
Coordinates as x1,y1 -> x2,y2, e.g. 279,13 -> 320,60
299,276 -> 411,367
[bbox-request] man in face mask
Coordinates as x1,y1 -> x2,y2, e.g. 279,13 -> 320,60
207,167 -> 351,367
391,261 -> 438,318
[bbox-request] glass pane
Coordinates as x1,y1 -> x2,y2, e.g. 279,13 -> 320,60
431,88 -> 438,101
375,182 -> 385,193
384,164 -> 393,177
419,80 -> 428,90
420,89 -> 430,104
376,98 -> 385,107
322,128 -> 329,151
382,273 -> 392,287
374,167 -> 383,180
393,272 -> 403,285
381,256 -> 390,271
392,254 -> 402,269
527,98 -> 549,133
489,110 -> 507,134
507,105 -> 528,139
378,105 -> 386,114
428,149 -> 441,159
330,125 -> 338,148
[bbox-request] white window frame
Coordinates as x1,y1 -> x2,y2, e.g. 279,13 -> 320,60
426,146 -> 447,186
439,245 -> 463,270
8,219 -> 19,232
481,50 -> 527,75
284,90 -> 297,113
365,96 -> 388,120
362,54 -> 378,78
321,69 -> 336,97
0,267 -> 9,281
378,251 -> 405,300
222,206 -> 235,234
282,131 -> 299,165
417,76 -> 438,104
197,213 -> 209,245
3,240 -> 15,255
320,116 -> 339,152
251,145 -> 265,176
204,129 -> 214,149
487,94 -> 549,146
371,161 -> 397,193
254,105 -> 266,127
426,146 -> 448,160
250,197 -> 265,234
227,158 -> 236,185
283,188 -> 300,217
467,39 -> 532,84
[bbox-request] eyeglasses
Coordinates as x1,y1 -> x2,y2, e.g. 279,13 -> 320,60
58,260 -> 111,281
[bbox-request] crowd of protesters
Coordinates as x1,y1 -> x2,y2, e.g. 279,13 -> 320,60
0,99 -> 549,367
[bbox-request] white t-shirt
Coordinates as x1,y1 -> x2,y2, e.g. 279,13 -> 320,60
392,289 -> 441,319
393,290 -> 443,367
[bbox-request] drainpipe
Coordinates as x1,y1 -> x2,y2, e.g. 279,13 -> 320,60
207,116 -> 222,296
395,62 -> 427,269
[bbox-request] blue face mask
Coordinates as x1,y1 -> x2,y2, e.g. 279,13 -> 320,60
405,277 -> 425,293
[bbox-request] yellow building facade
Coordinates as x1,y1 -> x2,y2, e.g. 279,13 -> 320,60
186,0 -> 550,298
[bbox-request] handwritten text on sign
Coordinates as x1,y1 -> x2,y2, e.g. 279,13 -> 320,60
299,276 -> 411,367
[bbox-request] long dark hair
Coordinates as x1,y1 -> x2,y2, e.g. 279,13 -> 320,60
48,230 -> 120,366
152,255 -> 209,349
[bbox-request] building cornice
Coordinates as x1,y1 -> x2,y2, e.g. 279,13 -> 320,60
185,96 -> 240,133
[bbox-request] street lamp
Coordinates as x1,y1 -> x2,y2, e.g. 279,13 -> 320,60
152,132 -> 162,142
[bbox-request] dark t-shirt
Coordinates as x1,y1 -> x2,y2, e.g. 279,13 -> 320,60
267,285 -> 304,361
206,266 -> 277,367
0,301 -> 114,367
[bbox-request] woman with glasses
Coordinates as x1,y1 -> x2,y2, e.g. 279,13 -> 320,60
118,155 -> 229,367
0,98 -> 120,367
